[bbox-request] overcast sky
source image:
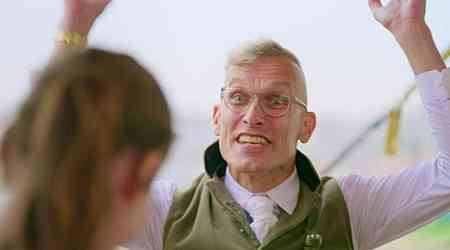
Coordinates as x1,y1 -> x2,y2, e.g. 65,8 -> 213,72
1,1 -> 449,122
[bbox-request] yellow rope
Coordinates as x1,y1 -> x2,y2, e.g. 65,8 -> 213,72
385,46 -> 450,155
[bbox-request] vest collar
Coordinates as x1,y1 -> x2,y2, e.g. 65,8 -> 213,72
203,141 -> 321,192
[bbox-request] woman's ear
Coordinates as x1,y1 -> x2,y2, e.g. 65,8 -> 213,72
137,151 -> 163,189
111,148 -> 140,203
111,149 -> 162,203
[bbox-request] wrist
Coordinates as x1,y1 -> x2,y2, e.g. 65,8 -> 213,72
55,30 -> 88,48
391,21 -> 430,47
392,22 -> 446,74
60,13 -> 96,35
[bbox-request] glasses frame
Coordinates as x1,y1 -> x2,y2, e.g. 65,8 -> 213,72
220,86 -> 308,118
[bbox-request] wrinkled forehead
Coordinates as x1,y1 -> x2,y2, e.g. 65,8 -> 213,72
225,56 -> 307,101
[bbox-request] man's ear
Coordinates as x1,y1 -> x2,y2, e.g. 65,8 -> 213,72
212,104 -> 221,136
298,111 -> 316,144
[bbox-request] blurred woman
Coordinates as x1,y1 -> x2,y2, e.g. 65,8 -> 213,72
0,48 -> 173,250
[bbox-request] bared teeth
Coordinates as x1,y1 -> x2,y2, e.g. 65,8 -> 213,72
238,135 -> 269,145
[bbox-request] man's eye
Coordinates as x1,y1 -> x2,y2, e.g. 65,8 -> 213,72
268,95 -> 289,108
229,93 -> 247,104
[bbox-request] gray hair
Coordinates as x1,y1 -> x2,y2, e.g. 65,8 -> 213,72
225,38 -> 301,70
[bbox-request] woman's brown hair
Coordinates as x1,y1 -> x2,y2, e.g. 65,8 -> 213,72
0,48 -> 173,250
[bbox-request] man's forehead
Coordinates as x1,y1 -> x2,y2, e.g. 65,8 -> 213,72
225,63 -> 304,89
227,78 -> 293,91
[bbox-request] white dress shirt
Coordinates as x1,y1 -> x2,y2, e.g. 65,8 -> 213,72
125,68 -> 450,250
225,167 -> 299,216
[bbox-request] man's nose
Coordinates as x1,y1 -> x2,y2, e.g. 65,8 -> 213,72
242,98 -> 264,127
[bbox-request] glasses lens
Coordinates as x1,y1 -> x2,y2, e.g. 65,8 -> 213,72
222,87 -> 292,117
261,94 -> 291,117
223,88 -> 251,113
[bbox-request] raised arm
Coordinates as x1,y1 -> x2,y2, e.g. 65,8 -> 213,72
53,0 -> 111,56
338,1 -> 450,250
368,0 -> 446,74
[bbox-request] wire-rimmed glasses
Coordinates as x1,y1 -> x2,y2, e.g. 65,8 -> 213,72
220,86 -> 307,117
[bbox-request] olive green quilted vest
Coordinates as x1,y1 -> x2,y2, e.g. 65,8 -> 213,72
163,142 -> 353,250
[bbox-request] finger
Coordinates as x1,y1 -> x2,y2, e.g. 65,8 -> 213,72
368,0 -> 383,11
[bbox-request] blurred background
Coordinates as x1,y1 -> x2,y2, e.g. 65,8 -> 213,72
1,1 -> 449,249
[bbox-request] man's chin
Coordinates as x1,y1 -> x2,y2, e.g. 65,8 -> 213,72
228,157 -> 274,173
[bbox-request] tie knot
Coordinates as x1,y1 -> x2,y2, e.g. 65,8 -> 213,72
245,194 -> 278,243
246,195 -> 276,215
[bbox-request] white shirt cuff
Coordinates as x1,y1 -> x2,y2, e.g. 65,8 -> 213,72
416,68 -> 450,102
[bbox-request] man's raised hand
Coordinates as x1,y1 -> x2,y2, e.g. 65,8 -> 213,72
368,0 -> 426,35
368,0 -> 445,75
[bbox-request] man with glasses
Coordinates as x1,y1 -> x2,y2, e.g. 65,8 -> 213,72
55,0 -> 450,249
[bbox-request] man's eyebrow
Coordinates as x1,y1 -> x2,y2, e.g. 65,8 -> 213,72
226,78 -> 244,86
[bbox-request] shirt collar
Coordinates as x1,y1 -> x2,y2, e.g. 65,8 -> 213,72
224,167 -> 300,215
266,168 -> 299,214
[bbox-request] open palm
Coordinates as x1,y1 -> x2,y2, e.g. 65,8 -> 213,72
368,0 -> 426,32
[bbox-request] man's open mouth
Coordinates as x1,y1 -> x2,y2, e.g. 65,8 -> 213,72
237,134 -> 271,145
